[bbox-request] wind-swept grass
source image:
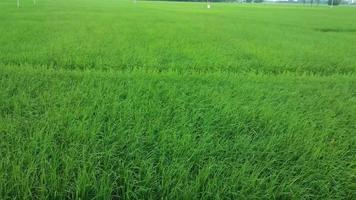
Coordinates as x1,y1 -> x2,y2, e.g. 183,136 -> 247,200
0,0 -> 355,199
1,65 -> 355,199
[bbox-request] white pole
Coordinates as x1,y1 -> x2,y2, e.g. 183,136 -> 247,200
331,0 -> 334,7
207,0 -> 211,8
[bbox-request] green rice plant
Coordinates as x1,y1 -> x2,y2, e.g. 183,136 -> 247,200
0,0 -> 355,199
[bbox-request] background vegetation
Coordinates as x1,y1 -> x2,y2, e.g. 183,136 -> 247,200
0,0 -> 355,199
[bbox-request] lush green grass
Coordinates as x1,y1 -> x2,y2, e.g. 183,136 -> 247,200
0,0 -> 355,199
1,0 -> 356,74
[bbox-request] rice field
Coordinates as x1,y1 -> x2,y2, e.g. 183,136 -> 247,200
0,0 -> 355,199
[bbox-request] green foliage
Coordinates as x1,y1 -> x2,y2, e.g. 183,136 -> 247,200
147,0 -> 237,2
0,0 -> 356,199
245,0 -> 264,3
328,0 -> 342,5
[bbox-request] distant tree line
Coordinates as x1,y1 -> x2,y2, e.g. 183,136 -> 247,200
147,0 -> 264,2
147,0 -> 346,4
299,0 -> 343,5
328,0 -> 342,5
